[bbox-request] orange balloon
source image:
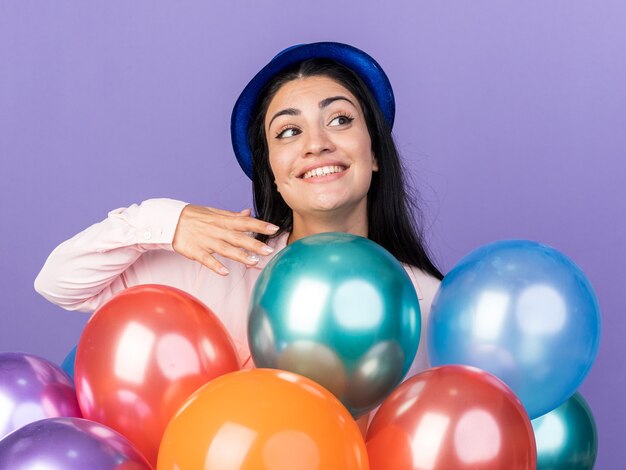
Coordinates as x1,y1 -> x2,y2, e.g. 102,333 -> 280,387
157,369 -> 369,470
75,284 -> 240,466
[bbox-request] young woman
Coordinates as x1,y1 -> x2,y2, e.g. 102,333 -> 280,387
35,42 -> 442,381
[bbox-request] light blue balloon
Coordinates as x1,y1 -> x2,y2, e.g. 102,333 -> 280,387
248,232 -> 421,418
427,240 -> 601,419
61,345 -> 77,382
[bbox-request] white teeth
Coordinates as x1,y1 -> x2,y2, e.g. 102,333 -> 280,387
302,165 -> 345,179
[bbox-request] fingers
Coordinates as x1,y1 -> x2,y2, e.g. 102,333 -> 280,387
207,206 -> 251,217
203,207 -> 279,236
222,230 -> 276,257
174,204 -> 281,276
185,238 -> 251,276
183,227 -> 276,275
192,247 -> 253,277
209,236 -> 265,267
197,252 -> 231,276
218,216 -> 279,237
205,227 -> 272,260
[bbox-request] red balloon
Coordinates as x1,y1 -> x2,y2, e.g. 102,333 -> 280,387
366,365 -> 536,469
75,284 -> 240,467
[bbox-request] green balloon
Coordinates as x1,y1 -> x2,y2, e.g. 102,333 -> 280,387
248,232 -> 421,417
532,392 -> 598,469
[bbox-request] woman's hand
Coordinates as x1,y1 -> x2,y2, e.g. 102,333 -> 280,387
172,205 -> 279,275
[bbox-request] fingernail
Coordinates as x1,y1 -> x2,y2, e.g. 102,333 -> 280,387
247,254 -> 260,263
267,224 -> 279,232
262,246 -> 274,254
218,266 -> 230,275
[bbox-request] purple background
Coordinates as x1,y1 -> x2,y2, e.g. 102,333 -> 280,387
1,1 -> 624,466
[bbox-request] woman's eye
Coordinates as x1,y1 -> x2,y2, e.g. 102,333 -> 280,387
276,127 -> 300,139
329,115 -> 354,127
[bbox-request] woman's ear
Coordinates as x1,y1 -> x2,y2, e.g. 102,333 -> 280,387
372,154 -> 379,172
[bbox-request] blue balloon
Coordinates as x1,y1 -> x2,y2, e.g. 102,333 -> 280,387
248,232 -> 421,417
61,345 -> 77,382
427,240 -> 601,419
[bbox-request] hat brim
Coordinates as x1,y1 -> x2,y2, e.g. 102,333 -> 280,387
230,42 -> 395,179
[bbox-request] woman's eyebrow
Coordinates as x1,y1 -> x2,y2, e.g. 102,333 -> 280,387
268,108 -> 299,129
319,96 -> 355,109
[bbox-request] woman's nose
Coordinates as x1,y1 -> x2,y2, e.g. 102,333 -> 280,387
303,126 -> 335,156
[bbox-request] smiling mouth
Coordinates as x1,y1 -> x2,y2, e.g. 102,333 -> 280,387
300,165 -> 348,179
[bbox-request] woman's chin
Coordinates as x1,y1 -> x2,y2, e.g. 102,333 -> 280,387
300,198 -> 365,219
307,197 -> 351,213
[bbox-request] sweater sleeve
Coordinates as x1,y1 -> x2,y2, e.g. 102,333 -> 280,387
34,198 -> 188,312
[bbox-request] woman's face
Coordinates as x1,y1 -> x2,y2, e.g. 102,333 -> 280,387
264,75 -> 378,220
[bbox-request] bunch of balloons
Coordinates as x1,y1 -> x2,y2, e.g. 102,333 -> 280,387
424,240 -> 600,468
248,235 -> 599,469
0,234 -> 600,469
0,284 -> 242,469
